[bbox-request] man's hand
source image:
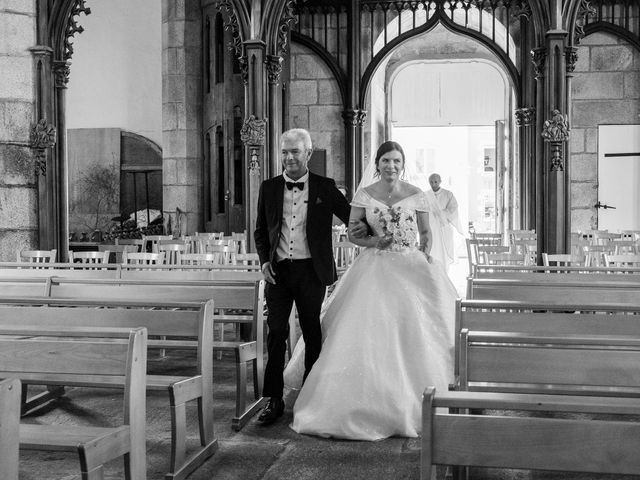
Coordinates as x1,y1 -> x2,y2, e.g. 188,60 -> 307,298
348,219 -> 368,239
261,261 -> 276,284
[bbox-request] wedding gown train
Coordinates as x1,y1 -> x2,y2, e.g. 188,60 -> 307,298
284,189 -> 457,440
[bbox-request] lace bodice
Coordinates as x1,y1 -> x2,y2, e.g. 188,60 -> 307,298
351,189 -> 429,252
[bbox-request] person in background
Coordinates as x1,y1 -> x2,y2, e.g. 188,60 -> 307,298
426,173 -> 463,272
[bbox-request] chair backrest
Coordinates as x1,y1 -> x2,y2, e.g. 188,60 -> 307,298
476,245 -> 511,264
507,229 -> 536,245
465,238 -> 480,275
98,244 -> 139,263
485,253 -> 527,266
122,251 -> 166,269
157,241 -> 190,265
235,253 -> 261,266
0,378 -> 20,480
114,238 -> 144,251
68,250 -> 110,265
620,230 -> 640,241
177,252 -> 220,266
142,234 -> 173,253
231,231 -> 248,254
17,249 -> 57,264
604,254 -> 640,268
582,244 -> 615,267
472,233 -> 504,246
205,244 -> 236,265
611,239 -> 639,255
333,241 -> 359,270
541,252 -> 585,268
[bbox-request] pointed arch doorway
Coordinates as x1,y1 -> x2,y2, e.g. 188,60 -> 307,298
366,24 -> 518,237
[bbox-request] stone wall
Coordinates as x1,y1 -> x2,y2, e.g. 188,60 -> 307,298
570,32 -> 640,231
0,2 -> 38,261
289,42 -> 346,185
162,0 -> 203,234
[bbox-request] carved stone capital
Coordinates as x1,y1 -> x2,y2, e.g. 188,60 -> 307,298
565,46 -> 579,73
266,55 -> 283,84
277,0 -> 297,58
30,119 -> 57,175
342,109 -> 367,127
515,107 -> 536,127
240,115 -> 266,146
53,60 -> 71,88
29,45 -> 54,61
530,47 -> 547,79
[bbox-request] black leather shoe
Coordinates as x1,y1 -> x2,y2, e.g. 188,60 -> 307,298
257,397 -> 284,425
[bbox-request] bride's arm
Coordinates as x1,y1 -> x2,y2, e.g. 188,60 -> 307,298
347,206 -> 390,249
416,211 -> 432,254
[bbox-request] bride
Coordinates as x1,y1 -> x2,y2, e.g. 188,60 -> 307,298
285,140 -> 458,440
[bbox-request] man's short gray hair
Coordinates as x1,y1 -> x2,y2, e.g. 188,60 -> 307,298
282,128 -> 313,151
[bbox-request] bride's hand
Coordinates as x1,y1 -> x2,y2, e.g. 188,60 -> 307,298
375,235 -> 393,250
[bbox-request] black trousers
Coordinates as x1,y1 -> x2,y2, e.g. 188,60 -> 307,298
262,258 -> 326,399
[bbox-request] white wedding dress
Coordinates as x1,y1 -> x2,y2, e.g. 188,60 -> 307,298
285,189 -> 457,440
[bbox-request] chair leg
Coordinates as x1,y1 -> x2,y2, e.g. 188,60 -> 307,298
81,465 -> 105,480
170,402 -> 187,472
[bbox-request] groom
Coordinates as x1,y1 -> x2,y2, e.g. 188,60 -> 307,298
254,128 -> 366,425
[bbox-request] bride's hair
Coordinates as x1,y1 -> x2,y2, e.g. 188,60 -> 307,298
374,141 -> 406,177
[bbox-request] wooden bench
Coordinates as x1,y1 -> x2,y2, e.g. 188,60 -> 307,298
466,277 -> 640,305
0,276 -> 267,431
0,299 -> 217,480
421,388 -> 640,479
472,263 -> 640,280
0,378 -> 20,480
0,326 -> 147,479
454,299 -> 640,376
421,330 -> 640,479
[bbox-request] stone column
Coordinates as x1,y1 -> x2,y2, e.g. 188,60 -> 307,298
242,40 -> 267,251
515,106 -> 536,230
162,0 -> 203,234
0,5 -> 39,260
344,0 -> 362,198
266,54 -> 283,179
53,60 -> 70,260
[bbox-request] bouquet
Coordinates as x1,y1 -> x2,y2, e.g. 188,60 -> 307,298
373,206 -> 417,250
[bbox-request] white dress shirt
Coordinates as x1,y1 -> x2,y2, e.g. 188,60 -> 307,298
277,171 -> 311,261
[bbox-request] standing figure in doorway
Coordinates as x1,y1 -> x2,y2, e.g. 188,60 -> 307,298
254,128 -> 366,425
426,173 -> 463,272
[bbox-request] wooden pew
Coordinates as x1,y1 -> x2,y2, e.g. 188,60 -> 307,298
0,276 -> 266,431
421,388 -> 640,479
472,263 -> 640,280
466,277 -> 640,305
421,330 -> 640,479
0,299 -> 217,480
0,378 -> 20,480
0,326 -> 147,479
454,299 -> 640,376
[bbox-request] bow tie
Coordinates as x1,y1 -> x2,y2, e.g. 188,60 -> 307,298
286,181 -> 304,191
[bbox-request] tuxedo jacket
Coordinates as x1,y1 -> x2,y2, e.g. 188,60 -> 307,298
254,172 -> 351,286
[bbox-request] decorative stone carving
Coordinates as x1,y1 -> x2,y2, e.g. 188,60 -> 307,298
530,47 -> 546,79
510,0 -> 532,20
575,0 -> 596,45
240,115 -> 267,176
515,107 -> 535,127
53,60 -> 71,88
216,0 -> 246,82
541,109 -> 570,172
277,0 -> 298,58
64,0 -> 91,61
565,46 -> 579,73
266,55 -> 283,84
342,109 -> 367,127
30,119 -> 57,175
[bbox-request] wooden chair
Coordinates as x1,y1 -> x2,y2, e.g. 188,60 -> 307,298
604,254 -> 640,268
68,250 -> 110,265
472,232 -> 503,246
507,229 -> 536,245
620,230 -> 640,241
235,253 -> 261,267
231,231 -> 248,254
114,238 -> 144,251
333,241 -> 359,273
122,251 -> 166,268
582,244 -> 615,267
157,240 -> 190,265
142,234 -> 173,253
541,252 -> 585,268
465,238 -> 480,276
16,249 -> 57,264
485,252 -> 527,266
581,229 -> 608,245
177,252 -> 220,266
476,244 -> 511,264
98,244 -> 139,263
205,244 -> 236,265
611,239 -> 640,255
0,378 -> 20,480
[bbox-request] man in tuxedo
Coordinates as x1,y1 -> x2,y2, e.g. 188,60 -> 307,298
254,128 -> 366,425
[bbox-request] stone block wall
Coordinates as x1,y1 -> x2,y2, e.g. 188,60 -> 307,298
162,0 -> 202,234
0,2 -> 38,261
570,32 -> 640,231
289,43 -> 345,185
